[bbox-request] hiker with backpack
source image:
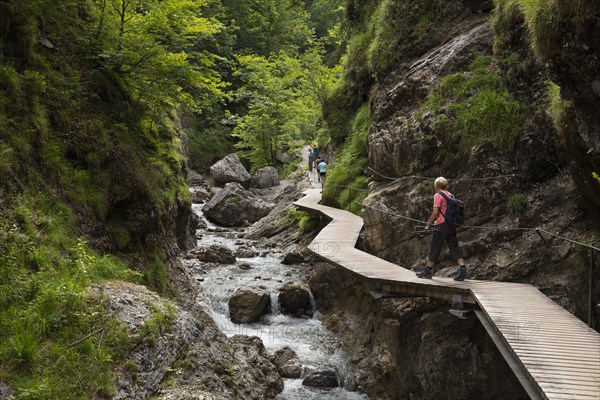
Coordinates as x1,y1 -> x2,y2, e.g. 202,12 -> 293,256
416,177 -> 469,281
311,145 -> 320,169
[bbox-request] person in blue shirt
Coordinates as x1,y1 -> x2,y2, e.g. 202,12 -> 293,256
317,159 -> 327,185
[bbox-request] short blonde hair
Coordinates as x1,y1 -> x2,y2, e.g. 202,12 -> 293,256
434,177 -> 448,190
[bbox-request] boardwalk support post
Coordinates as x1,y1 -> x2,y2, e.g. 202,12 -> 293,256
449,294 -> 471,319
589,248 -> 595,328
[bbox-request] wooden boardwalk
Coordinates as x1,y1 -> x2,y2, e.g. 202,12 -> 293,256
294,188 -> 600,400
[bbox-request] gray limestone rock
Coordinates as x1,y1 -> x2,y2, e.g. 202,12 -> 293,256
236,246 -> 258,258
278,283 -> 312,317
189,244 -> 236,264
210,154 -> 251,188
229,335 -> 284,397
0,382 -> 13,400
251,166 -> 280,189
302,368 -> 339,389
89,282 -> 202,400
228,288 -> 271,323
203,182 -> 272,227
271,346 -> 302,379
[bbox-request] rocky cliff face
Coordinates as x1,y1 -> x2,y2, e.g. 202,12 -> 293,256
525,2 -> 600,210
310,0 -> 600,398
309,263 -> 528,400
361,0 -> 596,326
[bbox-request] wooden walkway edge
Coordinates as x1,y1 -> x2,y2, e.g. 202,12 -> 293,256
294,188 -> 600,400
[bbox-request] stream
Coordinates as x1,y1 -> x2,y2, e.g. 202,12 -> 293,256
186,198 -> 369,400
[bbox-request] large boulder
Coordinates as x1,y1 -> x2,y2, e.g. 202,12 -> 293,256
187,169 -> 205,186
278,283 -> 312,317
271,347 -> 302,379
210,154 -> 251,188
276,152 -> 293,164
251,166 -> 279,189
302,368 -> 339,389
229,336 -> 284,397
189,244 -> 236,264
203,183 -> 272,227
228,288 -> 271,323
235,246 -> 257,258
281,251 -> 305,265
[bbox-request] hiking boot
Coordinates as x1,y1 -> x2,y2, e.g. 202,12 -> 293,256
454,265 -> 469,281
416,266 -> 433,279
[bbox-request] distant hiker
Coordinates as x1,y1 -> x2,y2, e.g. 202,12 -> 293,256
308,148 -> 314,169
416,177 -> 469,281
314,157 -> 322,177
311,146 -> 320,169
317,159 -> 327,185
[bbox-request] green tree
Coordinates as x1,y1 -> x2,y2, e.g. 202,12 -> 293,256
94,0 -> 226,112
232,48 -> 338,169
221,0 -> 314,56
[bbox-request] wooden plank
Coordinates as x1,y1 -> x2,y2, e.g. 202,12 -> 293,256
515,356 -> 600,369
537,382 -> 600,398
525,368 -> 600,381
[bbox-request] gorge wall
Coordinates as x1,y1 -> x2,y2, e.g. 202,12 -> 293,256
313,0 -> 600,398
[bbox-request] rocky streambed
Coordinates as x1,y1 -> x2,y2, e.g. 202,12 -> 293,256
184,191 -> 368,399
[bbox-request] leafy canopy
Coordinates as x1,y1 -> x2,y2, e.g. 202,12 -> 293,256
95,0 -> 226,112
232,48 -> 339,169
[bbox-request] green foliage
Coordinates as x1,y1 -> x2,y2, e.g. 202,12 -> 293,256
186,123 -> 235,170
0,142 -> 15,183
221,0 -> 314,56
495,0 -> 600,62
507,193 -> 527,215
322,32 -> 371,143
322,103 -> 370,214
232,49 -> 338,170
287,208 -> 319,232
420,56 -> 526,150
0,192 -> 136,398
306,0 -> 346,63
546,81 -> 571,133
95,0 -> 226,112
278,156 -> 304,180
143,258 -> 170,295
363,0 -> 458,77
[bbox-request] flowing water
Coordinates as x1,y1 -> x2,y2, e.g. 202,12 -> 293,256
187,199 -> 369,400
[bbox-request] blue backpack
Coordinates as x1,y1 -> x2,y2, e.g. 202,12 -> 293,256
437,192 -> 465,226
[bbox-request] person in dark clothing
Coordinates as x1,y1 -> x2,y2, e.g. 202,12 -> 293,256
416,177 -> 469,281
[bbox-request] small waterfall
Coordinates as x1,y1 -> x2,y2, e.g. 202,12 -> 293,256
188,196 -> 369,399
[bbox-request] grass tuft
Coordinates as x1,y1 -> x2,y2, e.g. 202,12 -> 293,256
507,193 -> 527,215
420,56 -> 526,151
